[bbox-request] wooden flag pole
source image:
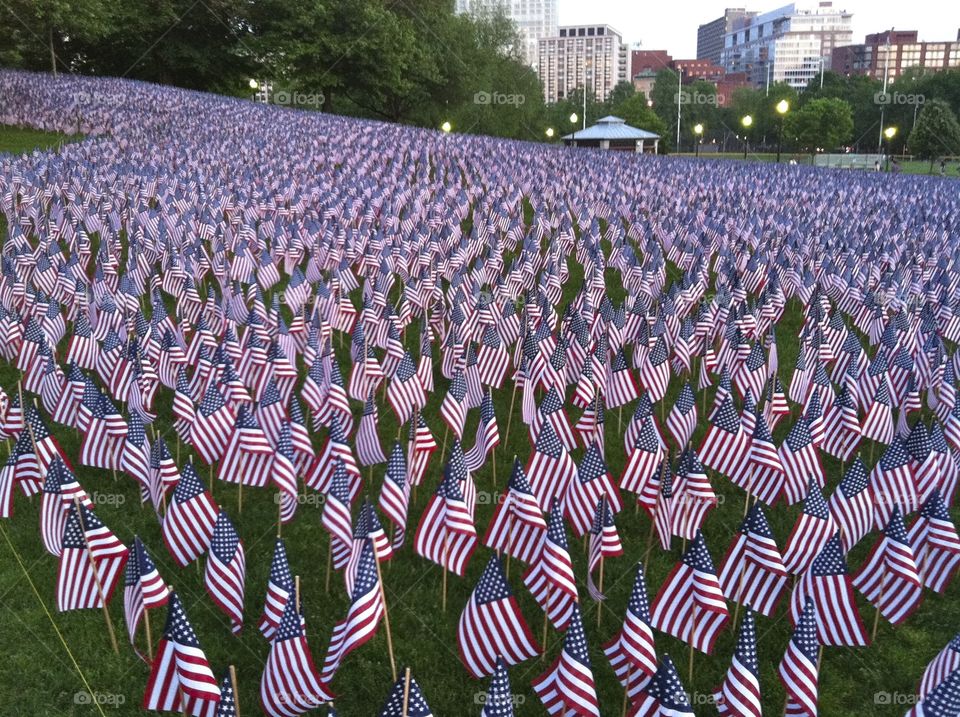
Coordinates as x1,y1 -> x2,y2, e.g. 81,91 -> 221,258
237,482 -> 243,514
229,665 -> 240,717
440,424 -> 449,462
688,639 -> 694,686
371,537 -> 398,682
622,667 -> 634,717
441,532 -> 449,612
277,492 -> 283,538
401,666 -> 412,717
504,381 -> 518,451
144,606 -> 154,662
596,556 -> 605,628
294,575 -> 301,614
73,497 -> 120,654
872,573 -> 887,642
324,538 -> 332,594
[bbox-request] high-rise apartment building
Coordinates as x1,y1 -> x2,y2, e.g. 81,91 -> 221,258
538,25 -> 628,103
455,0 -> 558,68
719,2 -> 853,90
697,9 -> 755,65
832,30 -> 960,80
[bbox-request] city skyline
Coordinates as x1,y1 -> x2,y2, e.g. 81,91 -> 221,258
558,0 -> 957,59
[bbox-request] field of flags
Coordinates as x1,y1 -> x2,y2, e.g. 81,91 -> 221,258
1,68 -> 960,716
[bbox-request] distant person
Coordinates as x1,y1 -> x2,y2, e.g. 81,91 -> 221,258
875,159 -> 881,172
940,159 -> 946,176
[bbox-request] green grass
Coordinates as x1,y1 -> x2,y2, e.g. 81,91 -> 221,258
0,125 -> 77,155
0,129 -> 956,716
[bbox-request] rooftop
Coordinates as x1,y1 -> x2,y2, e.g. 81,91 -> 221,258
562,116 -> 660,141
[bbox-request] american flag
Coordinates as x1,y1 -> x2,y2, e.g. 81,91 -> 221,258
413,457 -> 477,576
861,380 -> 895,446
344,501 -> 393,595
670,447 -> 717,541
745,408 -> 786,506
782,478 -> 838,574
779,597 -> 820,717
356,394 -> 387,467
532,387 -> 576,452
440,368 -> 468,440
606,348 -> 639,408
871,436 -> 918,528
162,463 -> 220,567
321,539 -> 384,682
378,671 -> 433,716
464,391 -> 499,472
627,654 -> 695,717
525,422 -> 577,512
480,658 -> 516,717
260,596 -> 334,716
204,510 -> 246,634
586,496 -> 623,601
620,416 -> 664,497
907,490 -> 960,593
143,592 -> 221,716
666,382 -> 697,450
821,383 -> 861,462
482,457 -> 547,564
650,531 -> 729,654
387,351 -> 426,424
379,441 -> 410,549
407,413 -> 437,487
121,413 -> 152,500
457,554 -> 540,678
259,538 -> 294,641
271,421 -> 301,525
191,384 -> 236,464
778,417 -> 824,505
123,536 -> 169,657
40,457 -> 91,556
717,503 -> 789,617
217,404 -> 273,488
322,460 -> 355,571
908,421 -> 940,507
523,505 -> 578,630
905,667 -> 960,717
789,534 -> 869,647
565,441 -> 622,538
918,632 -> 960,702
603,563 -> 657,700
699,394 -> 748,482
736,341 -> 767,404
305,415 -> 361,499
639,336 -> 670,402
852,507 -> 923,625
713,609 -> 762,717
827,457 -> 874,553
56,502 -> 128,611
531,604 -> 600,717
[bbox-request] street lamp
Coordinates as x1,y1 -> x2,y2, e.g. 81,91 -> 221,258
884,126 -> 897,171
775,99 -> 789,162
693,123 -> 704,158
569,112 -> 579,147
248,78 -> 259,90
741,115 -> 753,159
546,127 -> 555,139
441,121 -> 452,133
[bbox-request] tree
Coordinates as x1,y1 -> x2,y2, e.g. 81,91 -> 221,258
649,68 -> 681,138
908,99 -> 960,172
605,81 -> 636,116
783,97 -> 854,154
617,92 -> 669,147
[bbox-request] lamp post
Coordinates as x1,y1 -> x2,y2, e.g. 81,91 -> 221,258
884,126 -> 897,171
741,115 -> 753,159
441,121 -> 452,134
693,123 -> 703,158
545,127 -> 555,141
569,112 -> 579,147
775,99 -> 789,163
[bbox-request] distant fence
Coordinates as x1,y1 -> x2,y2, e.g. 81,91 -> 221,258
813,153 -> 887,170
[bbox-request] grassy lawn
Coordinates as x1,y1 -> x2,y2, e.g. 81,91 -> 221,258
0,125 -> 77,155
0,132 -> 955,716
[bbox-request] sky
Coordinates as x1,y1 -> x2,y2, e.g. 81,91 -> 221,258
557,0 -> 960,58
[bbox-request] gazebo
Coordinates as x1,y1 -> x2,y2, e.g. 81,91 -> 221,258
562,115 -> 660,154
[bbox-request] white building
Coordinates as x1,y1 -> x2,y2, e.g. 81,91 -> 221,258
720,2 -> 853,90
538,25 -> 628,104
455,0 -> 558,68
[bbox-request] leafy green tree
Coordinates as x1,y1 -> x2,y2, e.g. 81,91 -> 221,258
649,68 -> 681,135
783,97 -> 854,154
908,98 -> 960,172
617,92 -> 669,147
605,81 -> 636,116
